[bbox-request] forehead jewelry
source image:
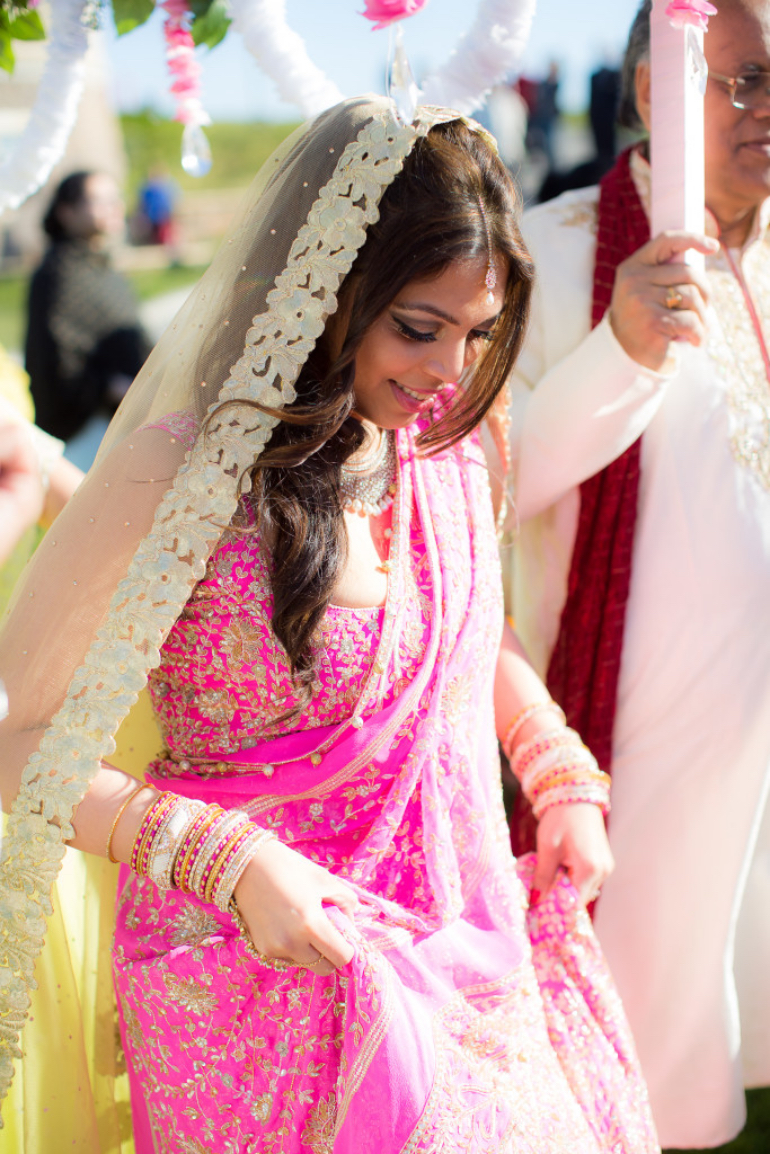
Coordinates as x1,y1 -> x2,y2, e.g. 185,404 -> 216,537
476,195 -> 497,303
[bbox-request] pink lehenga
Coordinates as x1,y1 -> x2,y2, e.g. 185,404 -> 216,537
112,421 -> 658,1153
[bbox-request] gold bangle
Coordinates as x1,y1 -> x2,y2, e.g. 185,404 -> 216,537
106,782 -> 152,864
203,819 -> 251,905
502,701 -> 566,760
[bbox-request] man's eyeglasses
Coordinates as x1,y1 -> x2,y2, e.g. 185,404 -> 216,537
709,69 -> 770,110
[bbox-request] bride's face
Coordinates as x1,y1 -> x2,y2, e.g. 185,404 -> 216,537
350,254 -> 507,431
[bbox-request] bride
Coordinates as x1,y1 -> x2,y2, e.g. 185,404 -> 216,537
0,97 -> 658,1153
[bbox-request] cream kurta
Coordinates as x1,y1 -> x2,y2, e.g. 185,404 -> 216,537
506,158 -> 770,1149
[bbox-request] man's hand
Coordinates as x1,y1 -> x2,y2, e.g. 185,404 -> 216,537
609,230 -> 720,372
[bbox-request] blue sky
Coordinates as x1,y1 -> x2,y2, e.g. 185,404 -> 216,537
105,0 -> 641,122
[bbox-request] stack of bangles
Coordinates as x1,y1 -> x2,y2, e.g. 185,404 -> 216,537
502,702 -> 611,820
109,787 -> 276,916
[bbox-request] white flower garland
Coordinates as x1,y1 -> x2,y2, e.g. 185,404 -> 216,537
228,0 -> 344,119
230,0 -> 537,118
0,0 -> 90,219
420,0 -> 537,114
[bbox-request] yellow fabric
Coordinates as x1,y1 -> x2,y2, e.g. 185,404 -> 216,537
2,693 -> 161,1152
0,347 -> 33,423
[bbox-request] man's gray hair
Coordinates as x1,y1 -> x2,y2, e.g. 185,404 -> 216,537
619,0 -> 652,131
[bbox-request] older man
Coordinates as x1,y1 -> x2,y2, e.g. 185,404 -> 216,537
506,0 -> 770,1146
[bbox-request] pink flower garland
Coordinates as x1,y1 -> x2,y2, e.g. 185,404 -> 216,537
160,0 -> 210,127
361,0 -> 428,32
665,0 -> 718,32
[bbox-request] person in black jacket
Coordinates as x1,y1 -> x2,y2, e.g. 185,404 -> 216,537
25,171 -> 151,469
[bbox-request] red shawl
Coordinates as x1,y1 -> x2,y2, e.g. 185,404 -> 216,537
510,149 -> 650,856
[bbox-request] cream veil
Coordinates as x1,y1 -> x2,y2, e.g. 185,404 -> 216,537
0,97 -> 502,1113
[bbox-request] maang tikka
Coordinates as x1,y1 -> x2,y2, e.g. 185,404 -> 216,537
476,195 -> 497,304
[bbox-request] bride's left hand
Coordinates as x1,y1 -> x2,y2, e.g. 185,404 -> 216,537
532,803 -> 614,906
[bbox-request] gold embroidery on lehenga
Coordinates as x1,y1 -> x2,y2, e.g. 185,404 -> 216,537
168,904 -> 222,948
401,964 -> 591,1153
301,1092 -> 338,1153
251,1091 -> 274,1123
163,974 -> 220,1016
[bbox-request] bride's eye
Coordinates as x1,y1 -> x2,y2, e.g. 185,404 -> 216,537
470,329 -> 494,344
393,318 -> 436,343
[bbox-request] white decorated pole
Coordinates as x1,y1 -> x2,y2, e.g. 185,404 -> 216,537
650,0 -> 716,269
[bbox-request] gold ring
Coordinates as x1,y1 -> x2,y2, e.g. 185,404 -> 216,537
665,286 -> 684,310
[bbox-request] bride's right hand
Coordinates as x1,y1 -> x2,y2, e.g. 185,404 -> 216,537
232,838 -> 359,977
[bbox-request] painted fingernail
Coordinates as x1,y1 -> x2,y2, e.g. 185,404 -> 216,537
530,888 -> 541,906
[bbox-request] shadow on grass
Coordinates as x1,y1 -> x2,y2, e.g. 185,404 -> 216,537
665,1088 -> 770,1154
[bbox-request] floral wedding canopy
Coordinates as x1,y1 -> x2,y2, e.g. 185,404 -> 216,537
0,0 -> 717,219
0,0 -> 541,216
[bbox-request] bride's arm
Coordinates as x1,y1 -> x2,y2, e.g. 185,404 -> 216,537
0,425 -> 358,981
494,619 -> 614,904
0,729 -> 358,979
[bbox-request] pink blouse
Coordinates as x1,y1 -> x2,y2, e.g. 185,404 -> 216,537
148,498 -> 429,773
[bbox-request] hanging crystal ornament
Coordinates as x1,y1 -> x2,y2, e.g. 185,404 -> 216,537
387,24 -> 420,125
160,0 -> 213,177
181,122 -> 212,177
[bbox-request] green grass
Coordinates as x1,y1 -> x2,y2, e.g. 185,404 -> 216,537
122,262 -> 208,302
664,1089 -> 770,1154
0,274 -> 26,353
120,112 -> 300,198
0,263 -> 208,356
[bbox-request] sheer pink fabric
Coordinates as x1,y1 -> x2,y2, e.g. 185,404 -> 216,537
112,424 -> 658,1153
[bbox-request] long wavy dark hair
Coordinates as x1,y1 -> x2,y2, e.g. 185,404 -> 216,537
231,119 -> 533,713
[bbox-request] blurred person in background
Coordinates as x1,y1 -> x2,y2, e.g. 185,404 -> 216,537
25,171 -> 151,472
527,61 -> 562,168
503,0 -> 770,1146
538,58 -> 621,203
589,61 -> 621,169
135,164 -> 180,260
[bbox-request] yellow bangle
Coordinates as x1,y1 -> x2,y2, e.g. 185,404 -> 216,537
106,782 -> 152,864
